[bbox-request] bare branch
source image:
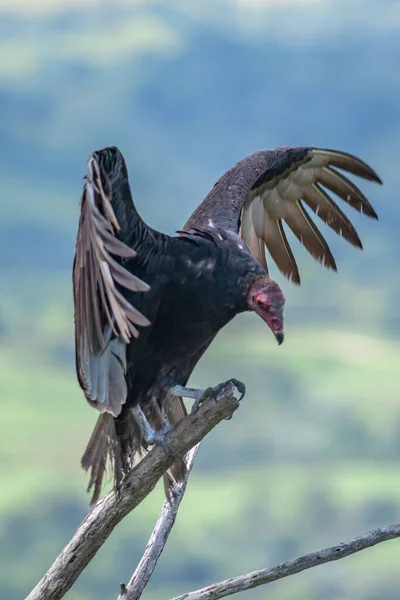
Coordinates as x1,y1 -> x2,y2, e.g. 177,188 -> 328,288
118,444 -> 200,600
170,524 -> 400,600
25,382 -> 241,600
28,378 -> 399,600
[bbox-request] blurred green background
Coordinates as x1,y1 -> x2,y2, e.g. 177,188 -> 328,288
1,1 -> 399,599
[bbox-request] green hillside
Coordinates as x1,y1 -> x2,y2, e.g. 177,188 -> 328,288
2,322 -> 400,599
1,1 -> 400,599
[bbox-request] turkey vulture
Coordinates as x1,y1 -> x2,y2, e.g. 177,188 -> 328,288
73,145 -> 381,503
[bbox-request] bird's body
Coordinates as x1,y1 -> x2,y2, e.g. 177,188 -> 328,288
73,145 -> 381,503
124,229 -> 259,397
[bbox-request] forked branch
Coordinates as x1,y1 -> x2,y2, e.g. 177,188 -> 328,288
26,378 -> 400,600
25,381 -> 242,600
118,444 -> 200,600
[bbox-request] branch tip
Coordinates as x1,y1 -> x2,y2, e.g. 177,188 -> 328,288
119,583 -> 127,596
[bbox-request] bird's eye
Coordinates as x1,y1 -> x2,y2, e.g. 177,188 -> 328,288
257,299 -> 269,312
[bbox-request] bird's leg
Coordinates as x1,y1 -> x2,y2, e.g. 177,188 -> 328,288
170,385 -> 214,415
171,378 -> 246,415
131,405 -> 173,455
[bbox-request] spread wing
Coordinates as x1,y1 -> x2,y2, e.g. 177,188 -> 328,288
185,147 -> 382,284
73,147 -> 152,417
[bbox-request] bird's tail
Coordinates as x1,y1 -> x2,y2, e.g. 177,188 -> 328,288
81,410 -> 143,506
81,413 -> 116,506
81,394 -> 188,505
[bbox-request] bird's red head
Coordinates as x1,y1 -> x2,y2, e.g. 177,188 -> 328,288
247,277 -> 285,345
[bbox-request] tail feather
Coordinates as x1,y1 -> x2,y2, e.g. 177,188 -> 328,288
81,409 -> 143,505
146,393 -> 188,501
81,413 -> 118,505
82,392 -> 189,505
164,394 -> 188,497
163,394 -> 187,483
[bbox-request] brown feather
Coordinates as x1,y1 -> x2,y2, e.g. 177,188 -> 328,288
302,182 -> 363,249
317,166 -> 378,219
163,395 -> 187,484
284,200 -> 337,271
313,149 -> 382,183
185,145 -> 380,285
73,152 -> 151,410
264,216 -> 300,284
145,395 -> 187,501
240,203 -> 268,269
250,198 -> 269,270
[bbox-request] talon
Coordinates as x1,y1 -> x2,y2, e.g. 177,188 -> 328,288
158,438 -> 172,456
172,379 -> 246,415
229,378 -> 246,401
191,393 -> 206,415
132,405 -> 174,455
205,386 -> 217,403
151,425 -> 174,455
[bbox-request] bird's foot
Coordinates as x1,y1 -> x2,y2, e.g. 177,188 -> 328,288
171,378 -> 246,415
132,406 -> 173,455
144,424 -> 174,455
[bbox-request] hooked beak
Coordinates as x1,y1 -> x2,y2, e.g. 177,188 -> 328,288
247,277 -> 285,346
253,304 -> 285,345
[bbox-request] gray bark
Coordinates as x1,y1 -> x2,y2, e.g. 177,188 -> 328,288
26,379 -> 400,600
170,524 -> 400,600
118,445 -> 200,600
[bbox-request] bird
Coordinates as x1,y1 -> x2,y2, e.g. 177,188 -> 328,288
73,145 -> 381,504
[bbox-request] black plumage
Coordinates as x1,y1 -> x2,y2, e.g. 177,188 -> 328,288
73,145 -> 381,503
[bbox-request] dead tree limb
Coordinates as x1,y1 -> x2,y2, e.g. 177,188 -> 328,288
25,381 -> 242,600
26,378 -> 400,600
169,524 -> 400,600
118,444 -> 200,600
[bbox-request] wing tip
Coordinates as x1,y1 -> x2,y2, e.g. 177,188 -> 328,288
291,273 -> 301,286
373,173 -> 383,185
329,260 -> 338,272
354,237 -> 363,250
313,147 -> 383,184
